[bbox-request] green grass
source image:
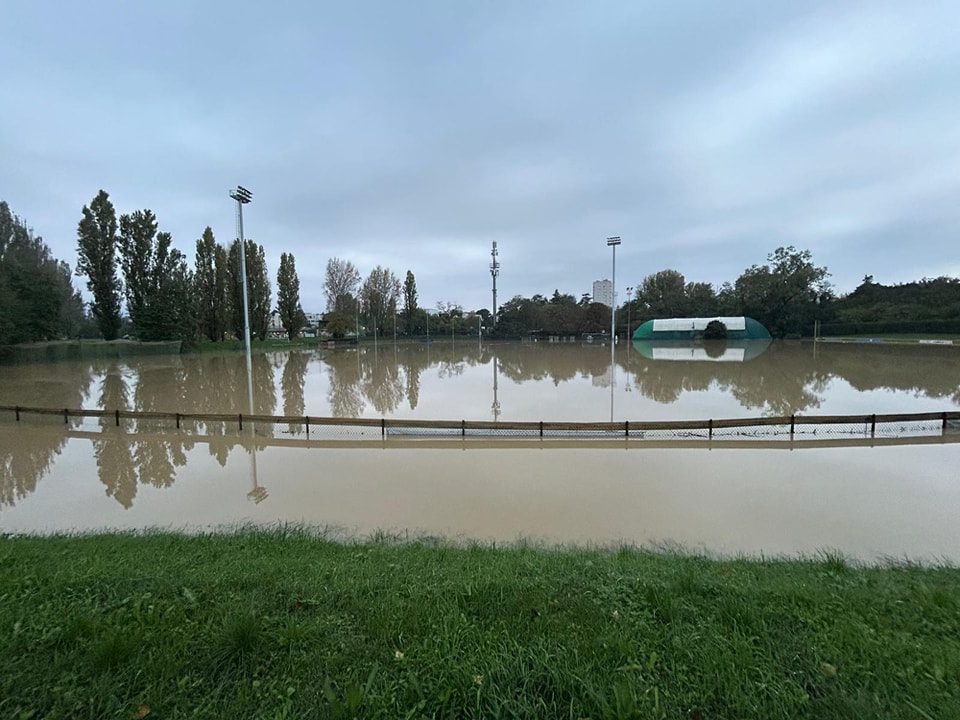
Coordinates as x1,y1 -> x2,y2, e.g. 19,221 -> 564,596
1,529 -> 958,719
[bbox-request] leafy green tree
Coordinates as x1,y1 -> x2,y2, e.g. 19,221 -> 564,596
117,210 -> 196,343
227,239 -> 271,341
324,257 -> 361,313
76,190 -> 122,340
403,270 -> 418,333
543,290 -> 582,334
637,269 -> 688,318
684,281 -> 718,317
277,252 -> 306,340
118,209 -> 158,334
726,246 -> 832,337
833,275 -> 960,325
323,257 -> 360,336
361,266 -> 401,336
494,295 -> 544,336
0,201 -> 83,343
194,227 -> 228,342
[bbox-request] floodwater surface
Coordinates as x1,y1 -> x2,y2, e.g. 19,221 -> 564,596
2,340 -> 959,561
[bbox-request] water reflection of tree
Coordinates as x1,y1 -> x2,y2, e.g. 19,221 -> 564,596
326,350 -> 365,417
362,351 -> 405,415
402,356 -> 422,410
281,351 -> 309,432
0,429 -> 65,507
496,343 -> 609,387
92,368 -> 138,508
0,360 -> 92,508
129,357 -> 191,489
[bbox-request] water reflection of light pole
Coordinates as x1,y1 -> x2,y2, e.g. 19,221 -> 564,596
492,354 -> 501,421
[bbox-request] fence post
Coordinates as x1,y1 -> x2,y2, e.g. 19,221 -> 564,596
15,406 -> 20,422
238,414 -> 243,431
115,409 -> 120,427
64,408 -> 68,424
176,413 -> 181,429
306,416 -> 310,436
539,421 -> 543,438
382,418 -> 386,439
870,414 -> 876,438
625,420 -> 629,438
790,415 -> 795,439
708,418 -> 713,440
943,412 -> 948,436
461,419 -> 466,437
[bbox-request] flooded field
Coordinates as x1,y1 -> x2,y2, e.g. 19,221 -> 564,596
2,340 -> 959,561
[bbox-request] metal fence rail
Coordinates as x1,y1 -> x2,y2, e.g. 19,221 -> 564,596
2,404 -> 958,443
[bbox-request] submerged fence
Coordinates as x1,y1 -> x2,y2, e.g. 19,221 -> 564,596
2,404 -> 959,444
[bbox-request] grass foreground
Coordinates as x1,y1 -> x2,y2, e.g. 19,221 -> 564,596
1,529 -> 958,719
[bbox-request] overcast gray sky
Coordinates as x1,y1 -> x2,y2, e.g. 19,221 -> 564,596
3,1 -> 959,314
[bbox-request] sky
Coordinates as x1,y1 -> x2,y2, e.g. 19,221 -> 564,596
2,1 -> 959,314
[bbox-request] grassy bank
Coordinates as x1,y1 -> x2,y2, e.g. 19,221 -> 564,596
1,530 -> 957,719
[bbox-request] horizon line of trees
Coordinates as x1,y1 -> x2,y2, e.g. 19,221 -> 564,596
4,193 -> 960,347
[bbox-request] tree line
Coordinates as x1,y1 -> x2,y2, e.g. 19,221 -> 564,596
493,246 -> 960,339
3,192 -> 959,347
75,190 -> 300,345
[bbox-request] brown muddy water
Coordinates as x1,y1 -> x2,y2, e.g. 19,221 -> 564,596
2,340 -> 959,561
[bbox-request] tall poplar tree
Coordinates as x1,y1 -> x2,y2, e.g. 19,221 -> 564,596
76,190 -> 122,340
227,239 -> 271,341
403,270 -> 418,333
276,252 -> 306,340
195,227 -> 228,342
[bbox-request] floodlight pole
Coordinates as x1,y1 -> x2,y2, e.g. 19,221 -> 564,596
607,236 -> 620,341
607,236 -> 621,422
229,185 -> 254,412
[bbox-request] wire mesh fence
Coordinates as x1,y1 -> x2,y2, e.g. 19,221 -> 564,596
2,404 -> 958,447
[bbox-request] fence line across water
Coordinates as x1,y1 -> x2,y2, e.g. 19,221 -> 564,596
2,404 -> 959,444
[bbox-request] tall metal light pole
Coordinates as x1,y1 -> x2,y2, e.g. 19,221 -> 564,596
229,185 -> 254,408
606,236 -> 621,340
606,236 -> 621,422
626,286 -> 634,342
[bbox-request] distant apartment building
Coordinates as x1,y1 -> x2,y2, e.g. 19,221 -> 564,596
592,279 -> 613,307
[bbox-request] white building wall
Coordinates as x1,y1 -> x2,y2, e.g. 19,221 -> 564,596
592,279 -> 613,307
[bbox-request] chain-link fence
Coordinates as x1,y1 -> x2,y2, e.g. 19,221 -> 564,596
1,405 -> 958,446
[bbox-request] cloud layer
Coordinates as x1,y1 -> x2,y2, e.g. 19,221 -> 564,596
2,0 -> 958,312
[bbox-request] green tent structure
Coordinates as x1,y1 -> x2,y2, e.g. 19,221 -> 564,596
632,316 -> 771,341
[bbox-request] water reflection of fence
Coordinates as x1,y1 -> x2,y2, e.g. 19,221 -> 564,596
2,404 -> 959,443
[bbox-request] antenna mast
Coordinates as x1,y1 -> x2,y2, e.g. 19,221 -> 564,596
490,241 -> 499,326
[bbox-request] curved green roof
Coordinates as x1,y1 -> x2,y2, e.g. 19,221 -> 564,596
632,316 -> 771,341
